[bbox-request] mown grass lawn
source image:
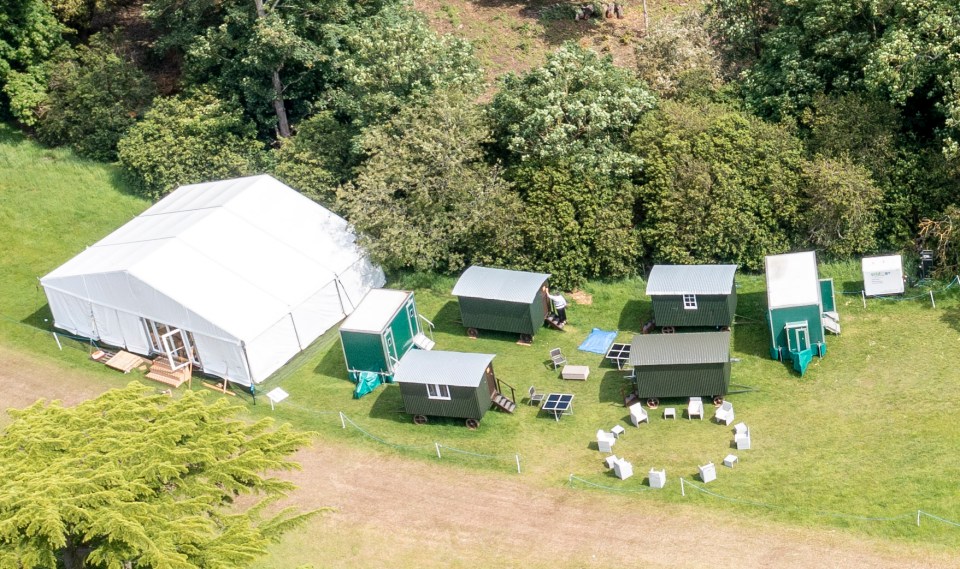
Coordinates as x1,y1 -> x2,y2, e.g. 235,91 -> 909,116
2,123 -> 959,550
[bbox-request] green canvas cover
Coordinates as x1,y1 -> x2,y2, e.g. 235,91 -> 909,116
351,370 -> 384,399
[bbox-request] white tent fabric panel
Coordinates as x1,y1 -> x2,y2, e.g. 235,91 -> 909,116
91,304 -> 124,346
117,311 -> 150,354
47,290 -> 95,337
245,316 -> 302,383
290,284 -> 350,346
765,251 -> 820,309
335,257 -> 387,313
193,334 -> 250,385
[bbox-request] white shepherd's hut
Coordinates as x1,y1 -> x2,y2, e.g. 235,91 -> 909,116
40,175 -> 385,386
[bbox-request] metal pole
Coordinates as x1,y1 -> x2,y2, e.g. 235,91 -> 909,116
339,411 -> 346,429
861,290 -> 866,309
917,510 -> 921,526
435,442 -> 442,459
930,290 -> 936,308
53,332 -> 62,350
516,454 -> 521,474
680,477 -> 685,497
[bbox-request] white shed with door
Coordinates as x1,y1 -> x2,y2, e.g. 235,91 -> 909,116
40,174 -> 385,386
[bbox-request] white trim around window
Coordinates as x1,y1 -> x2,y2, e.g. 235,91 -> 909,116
426,383 -> 451,400
682,294 -> 698,310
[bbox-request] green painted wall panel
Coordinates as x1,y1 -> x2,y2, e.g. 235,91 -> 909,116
633,362 -> 730,399
650,290 -> 736,327
388,298 -> 417,357
398,377 -> 489,421
340,330 -> 387,374
458,296 -> 544,336
820,279 -> 836,312
767,304 -> 825,360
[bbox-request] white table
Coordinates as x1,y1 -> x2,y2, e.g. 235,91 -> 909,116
663,407 -> 676,420
610,424 -> 625,438
723,454 -> 738,468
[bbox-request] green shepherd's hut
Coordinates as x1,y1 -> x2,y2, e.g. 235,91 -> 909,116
452,266 -> 551,342
765,251 -> 837,375
627,331 -> 731,407
646,264 -> 738,329
339,289 -> 434,383
393,350 -> 513,428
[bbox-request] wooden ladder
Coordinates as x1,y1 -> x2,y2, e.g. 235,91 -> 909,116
491,391 -> 516,414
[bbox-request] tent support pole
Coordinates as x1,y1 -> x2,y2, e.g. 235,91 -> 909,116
289,313 -> 304,351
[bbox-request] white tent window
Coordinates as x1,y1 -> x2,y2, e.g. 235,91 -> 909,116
41,175 -> 385,386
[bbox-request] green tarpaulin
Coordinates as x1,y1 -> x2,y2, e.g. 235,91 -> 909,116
351,370 -> 383,399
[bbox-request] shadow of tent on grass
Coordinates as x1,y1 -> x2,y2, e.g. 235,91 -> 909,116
21,304 -> 54,331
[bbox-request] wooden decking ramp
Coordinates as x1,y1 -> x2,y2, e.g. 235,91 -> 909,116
103,350 -> 147,373
145,358 -> 192,388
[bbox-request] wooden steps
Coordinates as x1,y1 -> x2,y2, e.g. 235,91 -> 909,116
544,314 -> 565,331
103,350 -> 147,373
145,358 -> 192,388
491,392 -> 516,414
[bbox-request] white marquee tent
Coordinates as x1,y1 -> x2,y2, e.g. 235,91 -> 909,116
41,175 -> 385,386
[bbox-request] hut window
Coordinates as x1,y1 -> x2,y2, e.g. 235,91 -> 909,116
683,294 -> 698,309
426,384 -> 451,400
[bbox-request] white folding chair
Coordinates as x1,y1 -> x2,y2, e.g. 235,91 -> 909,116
714,401 -> 735,425
629,403 -> 648,426
549,348 -> 567,370
528,386 -> 546,406
687,397 -> 704,420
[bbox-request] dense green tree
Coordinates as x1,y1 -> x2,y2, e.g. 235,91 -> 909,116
489,43 -> 656,176
0,0 -> 65,125
117,90 -> 265,198
37,34 -> 155,161
635,11 -> 721,100
800,155 -> 881,258
511,161 -> 642,289
320,4 -> 483,130
339,90 -> 522,273
271,110 -> 354,205
0,383 -> 314,569
631,100 -> 804,270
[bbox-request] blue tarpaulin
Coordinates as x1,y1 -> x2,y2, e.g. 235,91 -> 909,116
578,328 -> 617,354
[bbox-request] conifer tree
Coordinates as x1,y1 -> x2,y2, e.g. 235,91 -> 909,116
0,383 -> 315,569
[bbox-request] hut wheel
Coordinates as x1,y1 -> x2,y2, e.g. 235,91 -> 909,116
712,395 -> 724,406
662,326 -> 675,334
467,327 -> 479,339
413,415 -> 428,425
646,398 -> 659,409
519,333 -> 533,344
465,418 -> 479,430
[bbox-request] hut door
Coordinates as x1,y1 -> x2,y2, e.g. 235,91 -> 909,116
786,324 -> 809,353
160,328 -> 192,370
406,300 -> 420,336
384,328 -> 398,364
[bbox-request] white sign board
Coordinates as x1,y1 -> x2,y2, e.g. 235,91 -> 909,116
862,255 -> 904,297
765,251 -> 820,309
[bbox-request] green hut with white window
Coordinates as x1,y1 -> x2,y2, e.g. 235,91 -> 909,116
452,266 -> 551,341
765,251 -> 835,376
646,265 -> 738,328
339,289 -> 433,383
392,350 -> 501,427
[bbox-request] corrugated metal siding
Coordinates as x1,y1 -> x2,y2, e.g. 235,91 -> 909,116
452,266 -> 550,304
646,265 -> 738,295
340,330 -> 387,374
629,332 -> 730,366
650,292 -> 736,327
768,304 -> 824,358
634,362 -> 730,398
399,379 -> 488,421
458,297 -> 537,335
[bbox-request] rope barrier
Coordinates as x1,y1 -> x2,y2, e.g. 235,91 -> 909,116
568,474 -> 650,493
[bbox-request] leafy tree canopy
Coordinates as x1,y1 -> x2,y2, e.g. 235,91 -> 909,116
489,43 -> 656,177
0,0 -> 65,124
631,99 -> 805,270
37,33 -> 155,161
339,90 -> 522,274
0,383 -> 314,569
117,89 -> 265,198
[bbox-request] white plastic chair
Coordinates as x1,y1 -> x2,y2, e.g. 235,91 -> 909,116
629,402 -> 648,426
699,462 -> 717,483
714,401 -> 735,425
596,429 -> 616,453
549,348 -> 567,370
735,426 -> 752,450
649,468 -> 666,488
604,455 -> 620,469
613,458 -> 633,480
687,397 -> 704,420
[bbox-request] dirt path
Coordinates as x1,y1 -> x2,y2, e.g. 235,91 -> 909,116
2,348 -> 954,568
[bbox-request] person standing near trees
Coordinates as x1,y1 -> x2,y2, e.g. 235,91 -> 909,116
548,290 -> 568,325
